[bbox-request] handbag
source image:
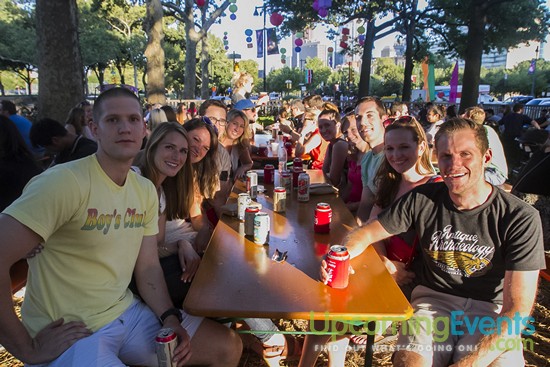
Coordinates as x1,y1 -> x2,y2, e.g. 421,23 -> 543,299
385,235 -> 418,266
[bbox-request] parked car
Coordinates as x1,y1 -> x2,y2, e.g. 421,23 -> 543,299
269,92 -> 280,101
500,95 -> 534,105
526,98 -> 550,106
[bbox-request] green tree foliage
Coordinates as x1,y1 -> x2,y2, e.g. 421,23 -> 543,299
370,57 -> 404,97
482,60 -> 550,97
267,66 -> 303,95
0,0 -> 37,93
426,0 -> 550,110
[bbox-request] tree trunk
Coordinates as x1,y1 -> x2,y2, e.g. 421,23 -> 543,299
460,3 -> 485,112
144,0 -> 166,105
184,30 -> 200,98
200,34 -> 211,99
36,0 -> 84,121
358,20 -> 376,98
402,0 -> 418,102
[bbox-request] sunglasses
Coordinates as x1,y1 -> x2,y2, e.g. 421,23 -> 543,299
383,115 -> 413,128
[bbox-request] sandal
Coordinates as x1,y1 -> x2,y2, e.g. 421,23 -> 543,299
242,333 -> 302,366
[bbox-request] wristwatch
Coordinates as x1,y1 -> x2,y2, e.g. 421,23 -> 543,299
159,307 -> 183,324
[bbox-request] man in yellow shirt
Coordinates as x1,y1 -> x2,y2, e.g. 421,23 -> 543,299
0,87 -> 241,366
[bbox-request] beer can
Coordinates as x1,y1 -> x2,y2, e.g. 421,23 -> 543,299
237,193 -> 251,221
246,171 -> 258,199
314,203 -> 332,233
253,212 -> 270,245
244,205 -> 260,237
292,167 -> 303,190
325,245 -> 350,289
293,157 -> 303,171
156,327 -> 177,367
280,171 -> 292,190
264,164 -> 275,185
273,187 -> 286,213
297,172 -> 310,202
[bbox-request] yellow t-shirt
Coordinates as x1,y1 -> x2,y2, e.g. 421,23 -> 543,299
4,155 -> 158,336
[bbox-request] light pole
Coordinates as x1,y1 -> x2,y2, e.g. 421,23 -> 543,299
254,4 -> 267,93
530,46 -> 539,97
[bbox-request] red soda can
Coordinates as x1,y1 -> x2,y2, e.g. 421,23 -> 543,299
263,164 -> 275,185
284,141 -> 293,157
293,157 -> 303,171
156,327 -> 177,367
292,167 -> 303,189
325,245 -> 350,289
297,172 -> 310,202
314,203 -> 332,233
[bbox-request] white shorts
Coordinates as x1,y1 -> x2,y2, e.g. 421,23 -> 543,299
27,297 -> 203,367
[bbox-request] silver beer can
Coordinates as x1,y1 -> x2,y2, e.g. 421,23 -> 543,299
246,171 -> 258,199
244,205 -> 261,237
273,187 -> 286,212
237,193 -> 251,221
253,212 -> 270,245
297,172 -> 310,202
156,327 -> 177,367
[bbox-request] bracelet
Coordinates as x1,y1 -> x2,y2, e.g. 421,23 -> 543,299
159,307 -> 183,324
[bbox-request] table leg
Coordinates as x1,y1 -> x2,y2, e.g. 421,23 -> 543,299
363,321 -> 376,367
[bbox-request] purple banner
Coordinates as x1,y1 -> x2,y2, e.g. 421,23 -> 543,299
449,62 -> 459,103
267,28 -> 279,55
256,29 -> 264,58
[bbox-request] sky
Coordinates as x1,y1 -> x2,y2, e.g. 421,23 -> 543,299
210,0 -> 550,72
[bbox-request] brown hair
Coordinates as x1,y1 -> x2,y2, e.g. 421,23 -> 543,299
435,117 -> 489,154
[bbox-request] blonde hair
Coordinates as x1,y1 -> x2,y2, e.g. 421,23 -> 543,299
221,109 -> 251,145
464,107 -> 486,125
231,72 -> 253,89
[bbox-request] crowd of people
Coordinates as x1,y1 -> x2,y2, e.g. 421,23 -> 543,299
0,79 -> 548,367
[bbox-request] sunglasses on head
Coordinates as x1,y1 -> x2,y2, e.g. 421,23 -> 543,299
383,115 -> 413,128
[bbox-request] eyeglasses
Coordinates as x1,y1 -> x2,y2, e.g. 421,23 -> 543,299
245,108 -> 256,113
383,115 -> 414,128
206,115 -> 227,127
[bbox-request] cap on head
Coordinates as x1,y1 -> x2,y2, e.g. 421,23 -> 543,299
234,99 -> 255,111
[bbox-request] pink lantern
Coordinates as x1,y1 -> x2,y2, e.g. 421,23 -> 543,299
195,0 -> 205,6
270,12 -> 284,26
342,27 -> 350,35
340,41 -> 348,49
295,38 -> 303,47
318,8 -> 328,17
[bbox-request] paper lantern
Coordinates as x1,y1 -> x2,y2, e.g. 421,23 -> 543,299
245,29 -> 253,36
246,37 -> 253,43
328,47 -> 334,52
295,38 -> 303,47
357,26 -> 366,34
296,32 -> 304,38
342,27 -> 350,35
340,41 -> 348,49
318,8 -> 328,17
229,4 -> 237,12
319,0 -> 332,8
225,46 -> 229,50
312,0 -> 320,11
280,48 -> 287,54
295,46 -> 302,52
281,59 -> 286,64
270,12 -> 284,26
195,0 -> 205,6
230,14 -> 236,20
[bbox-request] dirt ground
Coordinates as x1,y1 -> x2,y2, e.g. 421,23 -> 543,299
1,280 -> 549,367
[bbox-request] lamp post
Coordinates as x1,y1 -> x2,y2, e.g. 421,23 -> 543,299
530,46 -> 539,97
254,4 -> 267,93
285,79 -> 292,99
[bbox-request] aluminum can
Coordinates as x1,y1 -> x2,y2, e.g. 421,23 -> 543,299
246,171 -> 258,199
264,164 -> 275,185
293,157 -> 303,171
314,203 -> 332,233
280,171 -> 292,190
297,172 -> 310,202
325,245 -> 350,289
156,327 -> 177,367
237,193 -> 251,221
253,211 -> 270,245
244,205 -> 260,237
292,167 -> 303,189
273,187 -> 286,213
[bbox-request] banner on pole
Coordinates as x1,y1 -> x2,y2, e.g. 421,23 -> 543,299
449,62 -> 459,104
256,29 -> 264,58
267,28 -> 279,55
528,59 -> 536,75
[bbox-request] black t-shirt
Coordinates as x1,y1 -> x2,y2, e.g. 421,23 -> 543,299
513,151 -> 550,196
501,112 -> 532,139
54,135 -> 97,165
377,182 -> 545,304
0,158 -> 43,211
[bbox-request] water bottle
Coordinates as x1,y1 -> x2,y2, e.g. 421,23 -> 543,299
278,143 -> 287,173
